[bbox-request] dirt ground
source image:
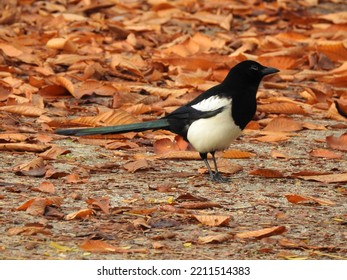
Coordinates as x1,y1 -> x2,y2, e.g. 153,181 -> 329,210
1,112 -> 346,260
0,0 -> 347,261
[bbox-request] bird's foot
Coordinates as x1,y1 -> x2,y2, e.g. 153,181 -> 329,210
210,172 -> 229,183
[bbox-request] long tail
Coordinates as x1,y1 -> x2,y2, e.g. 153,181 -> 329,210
55,119 -> 170,136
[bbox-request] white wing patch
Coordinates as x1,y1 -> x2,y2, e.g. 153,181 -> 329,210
191,96 -> 230,112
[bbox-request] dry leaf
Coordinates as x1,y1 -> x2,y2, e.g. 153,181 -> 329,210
249,168 -> 284,178
65,209 -> 95,220
285,194 -> 335,206
222,149 -> 256,159
199,233 -> 233,244
263,117 -> 303,132
297,173 -> 347,184
309,149 -> 342,159
79,239 -> 147,254
236,226 -> 286,239
123,158 -> 149,172
326,133 -> 347,151
85,197 -> 110,214
193,215 -> 231,226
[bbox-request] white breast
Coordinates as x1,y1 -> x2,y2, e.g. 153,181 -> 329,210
187,104 -> 242,153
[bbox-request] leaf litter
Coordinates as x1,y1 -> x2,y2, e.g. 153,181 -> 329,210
0,0 -> 347,260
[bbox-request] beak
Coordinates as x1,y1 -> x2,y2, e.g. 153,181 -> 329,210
261,66 -> 279,76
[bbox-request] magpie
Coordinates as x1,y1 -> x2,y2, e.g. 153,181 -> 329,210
56,60 -> 279,182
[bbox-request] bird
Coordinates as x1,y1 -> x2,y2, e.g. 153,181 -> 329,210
56,60 -> 279,182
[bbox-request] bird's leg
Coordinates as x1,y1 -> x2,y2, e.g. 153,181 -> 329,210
200,152 -> 215,181
200,152 -> 229,182
210,151 -> 229,182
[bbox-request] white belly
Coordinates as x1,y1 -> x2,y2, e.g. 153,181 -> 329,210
187,106 -> 242,153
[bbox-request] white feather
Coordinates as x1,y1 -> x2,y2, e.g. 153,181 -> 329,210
191,96 -> 230,112
187,104 -> 242,153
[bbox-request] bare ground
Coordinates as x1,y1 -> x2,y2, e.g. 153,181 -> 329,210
0,114 -> 346,260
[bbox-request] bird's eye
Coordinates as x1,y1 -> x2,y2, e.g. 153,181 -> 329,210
250,64 -> 259,71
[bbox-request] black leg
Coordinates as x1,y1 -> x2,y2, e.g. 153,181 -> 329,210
200,152 -> 229,182
210,151 -> 229,182
200,152 -> 215,181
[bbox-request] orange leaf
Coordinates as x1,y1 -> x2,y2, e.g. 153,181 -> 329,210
236,226 -> 286,239
153,138 -> 180,154
222,149 -> 256,159
258,102 -> 306,115
65,209 -> 95,220
254,134 -> 289,143
86,197 -> 110,214
71,109 -> 139,127
263,117 -> 302,132
193,215 -> 231,226
317,40 -> 347,62
34,181 -> 55,194
0,105 -> 46,117
297,173 -> 347,184
326,133 -> 347,151
199,233 -> 233,244
79,240 -> 147,254
309,149 -> 342,159
249,168 -> 284,178
285,194 -> 335,206
123,158 -> 149,172
0,143 -> 50,153
39,146 -> 71,160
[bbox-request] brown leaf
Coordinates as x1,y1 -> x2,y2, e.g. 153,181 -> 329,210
326,133 -> 347,151
263,117 -> 303,132
249,168 -> 284,178
86,197 -> 110,214
39,146 -> 71,160
65,209 -> 95,220
79,240 -> 147,254
32,181 -> 55,194
236,226 -> 286,239
193,215 -> 231,226
199,233 -> 233,244
153,138 -> 180,154
0,143 -> 50,153
7,226 -> 51,236
309,149 -> 342,159
254,134 -> 289,143
71,109 -> 139,128
0,105 -> 46,117
222,149 -> 256,159
297,173 -> 347,184
285,194 -> 335,206
13,157 -> 47,177
123,158 -> 149,172
258,102 -> 306,115
178,202 -> 221,209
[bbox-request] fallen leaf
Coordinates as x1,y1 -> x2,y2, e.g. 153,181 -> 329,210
79,240 -> 147,254
263,117 -> 303,132
32,181 -> 55,194
222,149 -> 256,159
297,173 -> 347,183
123,158 -> 149,172
249,168 -> 284,178
198,233 -> 233,244
309,149 -> 342,159
86,197 -> 110,214
326,133 -> 347,151
285,194 -> 335,206
193,215 -> 231,226
65,209 -> 95,220
236,226 -> 286,239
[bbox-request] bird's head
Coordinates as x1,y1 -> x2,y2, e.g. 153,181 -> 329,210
222,60 -> 279,91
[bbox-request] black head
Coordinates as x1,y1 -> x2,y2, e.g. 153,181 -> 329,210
222,60 -> 279,90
